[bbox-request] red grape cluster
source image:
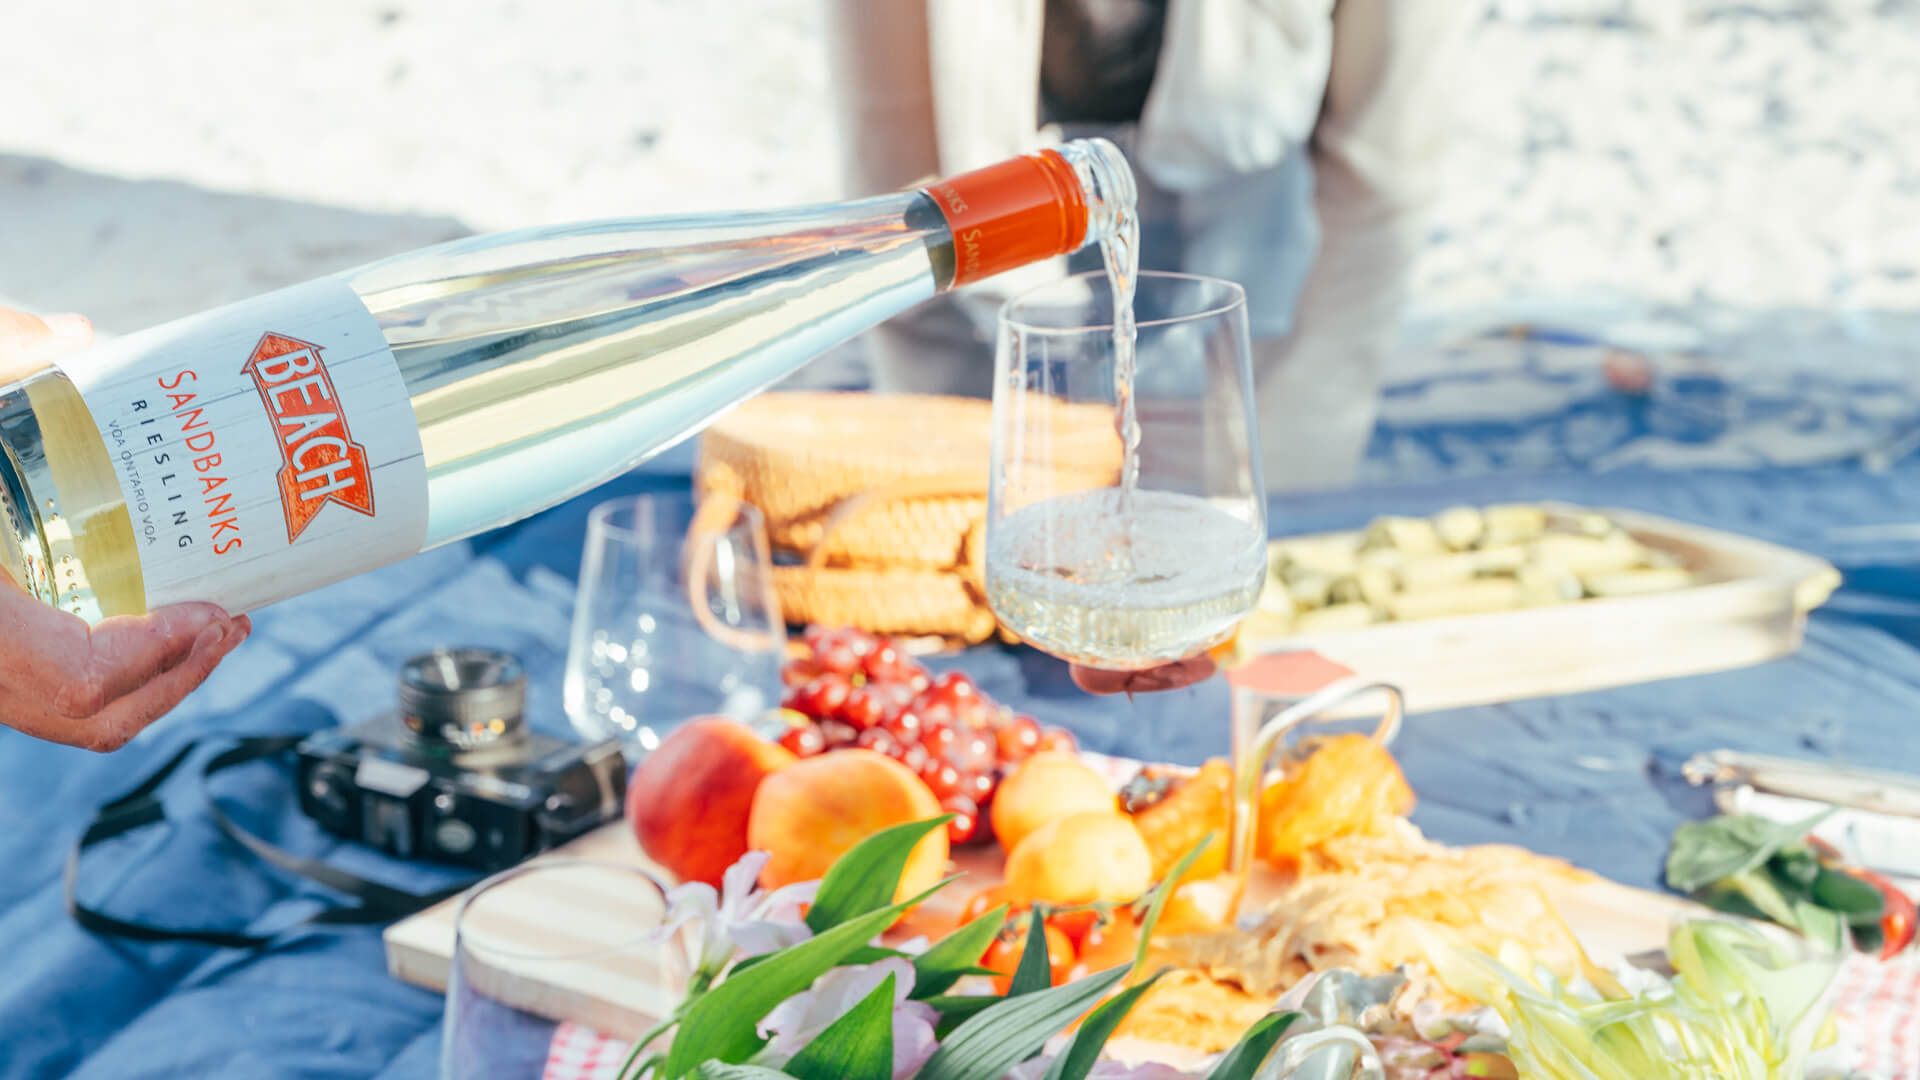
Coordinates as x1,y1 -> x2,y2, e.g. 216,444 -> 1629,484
778,626 -> 1078,845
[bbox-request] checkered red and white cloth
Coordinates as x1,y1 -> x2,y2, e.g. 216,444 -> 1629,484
1833,948 -> 1920,1079
542,952 -> 1920,1080
543,1022 -> 632,1080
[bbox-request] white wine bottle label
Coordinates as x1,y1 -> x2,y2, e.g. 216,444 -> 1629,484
67,277 -> 428,614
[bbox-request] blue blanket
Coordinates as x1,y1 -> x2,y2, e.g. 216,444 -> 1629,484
11,397 -> 1920,1077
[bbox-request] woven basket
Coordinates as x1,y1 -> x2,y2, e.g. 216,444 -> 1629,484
695,391 -> 1121,645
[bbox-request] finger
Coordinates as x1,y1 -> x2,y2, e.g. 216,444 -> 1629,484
0,309 -> 93,383
1070,654 -> 1218,696
75,618 -> 248,752
54,603 -> 236,718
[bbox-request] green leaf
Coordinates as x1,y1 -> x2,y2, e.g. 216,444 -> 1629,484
1665,810 -> 1833,893
783,972 -> 896,1080
732,944 -> 908,978
1040,968 -> 1168,1080
913,906 -> 1010,998
922,994 -> 1000,1036
662,880 -> 945,1079
1134,832 -> 1214,969
1008,909 -> 1054,997
1203,1010 -> 1299,1080
806,816 -> 952,933
914,966 -> 1133,1080
694,1066 -> 794,1080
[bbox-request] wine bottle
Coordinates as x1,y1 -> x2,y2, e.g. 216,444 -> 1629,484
0,138 -> 1137,623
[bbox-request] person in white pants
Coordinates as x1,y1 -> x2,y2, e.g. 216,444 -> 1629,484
824,0 -> 1474,494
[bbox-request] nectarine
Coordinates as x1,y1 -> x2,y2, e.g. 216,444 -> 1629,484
1004,811 -> 1153,907
747,749 -> 949,902
629,717 -> 795,888
990,752 -> 1118,854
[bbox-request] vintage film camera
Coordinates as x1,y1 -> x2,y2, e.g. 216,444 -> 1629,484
295,648 -> 628,872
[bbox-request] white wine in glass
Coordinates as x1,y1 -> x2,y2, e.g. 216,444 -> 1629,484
986,271 -> 1267,671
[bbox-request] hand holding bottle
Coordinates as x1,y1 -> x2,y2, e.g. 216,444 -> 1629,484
0,308 -> 250,751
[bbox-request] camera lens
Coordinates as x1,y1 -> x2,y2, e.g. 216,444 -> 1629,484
398,647 -> 528,750
305,762 -> 356,829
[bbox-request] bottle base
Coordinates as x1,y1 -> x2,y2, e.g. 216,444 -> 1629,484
0,373 -> 143,624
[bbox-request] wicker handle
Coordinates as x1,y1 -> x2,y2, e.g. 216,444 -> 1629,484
804,471 -> 991,570
682,492 -> 790,657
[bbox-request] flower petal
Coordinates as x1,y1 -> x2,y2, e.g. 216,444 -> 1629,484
731,918 -> 814,959
891,1001 -> 940,1079
721,851 -> 773,914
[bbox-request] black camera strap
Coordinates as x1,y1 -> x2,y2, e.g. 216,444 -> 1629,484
66,734 -> 479,949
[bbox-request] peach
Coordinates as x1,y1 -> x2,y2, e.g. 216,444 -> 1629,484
1004,811 -> 1154,907
990,752 -> 1119,854
747,749 -> 948,902
629,717 -> 796,888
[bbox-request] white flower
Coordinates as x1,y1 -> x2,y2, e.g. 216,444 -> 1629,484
653,850 -> 818,981
758,957 -> 941,1080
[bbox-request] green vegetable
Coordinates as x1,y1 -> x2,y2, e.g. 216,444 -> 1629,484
1665,810 -> 1878,944
1665,810 -> 1831,893
1425,918 -> 1844,1080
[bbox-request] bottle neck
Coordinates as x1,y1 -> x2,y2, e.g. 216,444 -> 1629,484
917,137 -> 1137,290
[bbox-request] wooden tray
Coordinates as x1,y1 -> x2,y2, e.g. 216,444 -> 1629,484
384,820 -> 1701,1045
1240,504 -> 1841,717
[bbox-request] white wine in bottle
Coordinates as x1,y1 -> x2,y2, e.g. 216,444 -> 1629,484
0,139 -> 1136,623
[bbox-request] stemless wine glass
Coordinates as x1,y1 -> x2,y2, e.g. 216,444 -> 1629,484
985,270 -> 1267,671
441,859 -> 684,1080
564,494 -> 785,754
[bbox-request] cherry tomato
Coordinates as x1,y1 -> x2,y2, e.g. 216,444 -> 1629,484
996,715 -> 1042,761
780,659 -> 821,688
862,641 -> 906,680
1069,914 -> 1138,977
894,741 -> 929,773
952,699 -> 995,731
932,670 -> 978,701
1046,908 -> 1100,947
816,720 -> 858,747
959,770 -> 996,805
882,709 -> 923,742
922,722 -> 959,759
982,922 -> 1075,994
855,727 -> 900,757
840,685 -> 891,730
919,759 -> 964,800
1037,726 -> 1078,754
959,884 -> 1018,926
788,674 -> 852,719
949,732 -> 997,773
942,793 -> 982,844
777,723 -> 826,758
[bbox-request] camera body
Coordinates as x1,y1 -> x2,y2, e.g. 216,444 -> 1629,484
295,649 -> 628,872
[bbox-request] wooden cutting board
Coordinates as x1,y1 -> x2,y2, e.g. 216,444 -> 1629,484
384,821 -> 1702,1042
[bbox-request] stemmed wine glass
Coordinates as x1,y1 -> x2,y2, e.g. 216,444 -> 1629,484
564,493 -> 786,755
984,270 -> 1266,672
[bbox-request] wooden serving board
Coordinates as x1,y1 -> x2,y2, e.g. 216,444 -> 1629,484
385,821 -> 1703,1043
1240,504 -> 1841,717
